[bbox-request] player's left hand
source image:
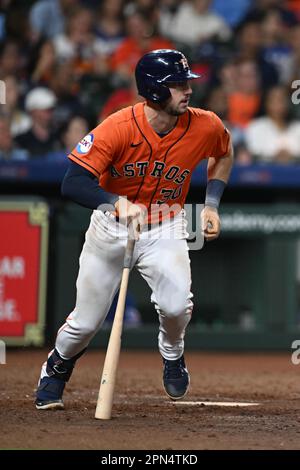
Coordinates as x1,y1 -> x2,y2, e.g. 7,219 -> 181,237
201,206 -> 221,241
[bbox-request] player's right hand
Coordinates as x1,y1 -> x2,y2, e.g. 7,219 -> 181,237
114,198 -> 147,240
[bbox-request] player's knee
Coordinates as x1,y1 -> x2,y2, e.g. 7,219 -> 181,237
158,294 -> 193,319
65,319 -> 97,340
78,324 -> 98,339
65,303 -> 107,340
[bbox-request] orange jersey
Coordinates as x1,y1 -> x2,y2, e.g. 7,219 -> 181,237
69,102 -> 230,219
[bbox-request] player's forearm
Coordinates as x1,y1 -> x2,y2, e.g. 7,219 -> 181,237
205,146 -> 234,209
207,145 -> 234,183
62,161 -> 119,210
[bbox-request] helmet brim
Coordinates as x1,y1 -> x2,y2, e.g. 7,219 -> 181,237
158,71 -> 202,83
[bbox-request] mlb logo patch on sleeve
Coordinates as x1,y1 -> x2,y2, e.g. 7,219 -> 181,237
76,133 -> 94,154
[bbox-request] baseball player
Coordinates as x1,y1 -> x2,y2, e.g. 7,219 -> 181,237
35,49 -> 233,410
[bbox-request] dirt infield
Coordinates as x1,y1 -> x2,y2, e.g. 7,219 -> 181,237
0,350 -> 300,450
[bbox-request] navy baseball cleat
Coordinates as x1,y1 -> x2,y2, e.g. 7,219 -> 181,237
162,355 -> 190,400
35,376 -> 66,410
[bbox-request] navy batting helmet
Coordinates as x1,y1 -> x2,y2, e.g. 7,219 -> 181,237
135,49 -> 201,103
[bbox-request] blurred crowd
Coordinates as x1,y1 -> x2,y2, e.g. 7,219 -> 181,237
1,0 -> 300,165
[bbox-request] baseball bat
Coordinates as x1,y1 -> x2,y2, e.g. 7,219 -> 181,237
95,237 -> 135,420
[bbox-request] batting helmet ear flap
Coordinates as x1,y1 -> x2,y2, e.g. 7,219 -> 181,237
144,81 -> 171,103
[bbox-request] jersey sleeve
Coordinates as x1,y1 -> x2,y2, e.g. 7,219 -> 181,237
209,112 -> 231,159
68,116 -> 119,178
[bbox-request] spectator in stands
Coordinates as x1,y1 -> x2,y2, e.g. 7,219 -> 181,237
29,0 -> 80,42
52,7 -> 108,77
125,0 -> 159,31
214,60 -> 237,95
98,77 -> 141,122
0,0 -> 9,42
30,41 -> 57,86
4,1 -> 31,44
261,8 -> 288,48
158,0 -> 181,34
49,62 -> 85,129
204,85 -> 247,159
159,0 -> 231,47
211,0 -> 252,28
0,75 -> 31,137
260,8 -> 292,83
285,24 -> 300,87
0,116 -> 28,161
245,86 -> 300,163
287,0 -> 300,20
204,86 -> 228,121
94,0 -> 125,57
227,60 -> 261,130
61,115 -> 89,153
234,19 -> 279,89
43,115 -> 90,161
15,87 -> 60,158
246,0 -> 298,27
110,10 -> 174,80
0,41 -> 23,80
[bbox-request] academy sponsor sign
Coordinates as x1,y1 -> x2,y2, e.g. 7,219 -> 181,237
0,202 -> 48,345
221,212 -> 300,234
220,205 -> 300,235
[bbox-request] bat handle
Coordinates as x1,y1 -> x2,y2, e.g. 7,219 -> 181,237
123,238 -> 135,268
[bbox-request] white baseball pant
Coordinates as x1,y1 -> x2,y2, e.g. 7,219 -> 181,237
42,209 -> 193,378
